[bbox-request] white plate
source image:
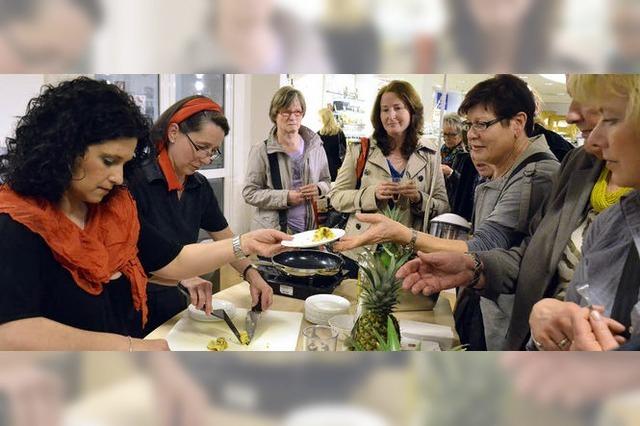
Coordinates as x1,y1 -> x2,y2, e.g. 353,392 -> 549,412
304,294 -> 351,325
281,228 -> 346,248
187,299 -> 236,322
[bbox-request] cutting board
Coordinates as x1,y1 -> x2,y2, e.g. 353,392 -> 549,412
166,308 -> 303,351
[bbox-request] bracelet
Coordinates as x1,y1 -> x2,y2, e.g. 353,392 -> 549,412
242,264 -> 256,281
127,335 -> 133,352
465,252 -> 483,289
406,229 -> 418,252
232,234 -> 248,260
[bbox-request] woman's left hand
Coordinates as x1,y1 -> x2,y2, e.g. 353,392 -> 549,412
528,299 -> 581,351
299,184 -> 319,200
246,270 -> 274,310
332,213 -> 411,251
399,181 -> 421,204
179,276 -> 213,316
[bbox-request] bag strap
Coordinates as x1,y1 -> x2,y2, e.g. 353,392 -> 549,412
506,151 -> 557,182
354,137 -> 370,190
264,140 -> 288,233
611,243 -> 640,338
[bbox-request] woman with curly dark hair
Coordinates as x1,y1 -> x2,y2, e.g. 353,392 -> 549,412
127,95 -> 274,336
0,77 -> 290,350
329,79 -> 449,261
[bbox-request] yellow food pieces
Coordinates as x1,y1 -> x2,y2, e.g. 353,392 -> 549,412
240,331 -> 251,345
312,227 -> 335,242
207,337 -> 228,351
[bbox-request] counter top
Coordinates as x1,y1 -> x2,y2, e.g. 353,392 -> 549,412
146,279 -> 458,350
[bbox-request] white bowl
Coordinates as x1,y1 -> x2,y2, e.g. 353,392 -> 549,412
328,314 -> 355,339
304,294 -> 350,325
187,299 -> 236,322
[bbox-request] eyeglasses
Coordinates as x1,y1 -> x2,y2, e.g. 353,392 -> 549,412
461,118 -> 503,132
442,132 -> 460,138
279,109 -> 303,118
184,132 -> 222,160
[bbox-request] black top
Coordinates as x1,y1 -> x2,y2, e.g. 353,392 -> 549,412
127,159 -> 229,334
532,123 -> 575,163
446,152 -> 480,222
0,212 -> 182,338
319,130 -> 346,181
127,159 -> 229,245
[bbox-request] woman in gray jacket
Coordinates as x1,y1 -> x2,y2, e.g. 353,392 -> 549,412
243,86 -> 331,232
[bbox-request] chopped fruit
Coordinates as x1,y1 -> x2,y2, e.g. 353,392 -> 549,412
207,337 -> 228,351
312,227 -> 334,242
239,331 -> 251,345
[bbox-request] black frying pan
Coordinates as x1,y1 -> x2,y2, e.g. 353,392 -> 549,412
253,250 -> 344,277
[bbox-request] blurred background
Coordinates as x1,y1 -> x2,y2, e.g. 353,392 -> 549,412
2,2 -> 640,426
1,0 -> 639,73
1,352 -> 639,426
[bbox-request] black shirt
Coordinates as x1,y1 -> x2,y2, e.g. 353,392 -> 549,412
532,123 -> 575,163
0,212 -> 182,338
127,159 -> 228,245
319,131 -> 346,181
127,159 -> 229,334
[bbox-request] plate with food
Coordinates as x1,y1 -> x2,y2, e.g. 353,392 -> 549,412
281,227 -> 346,248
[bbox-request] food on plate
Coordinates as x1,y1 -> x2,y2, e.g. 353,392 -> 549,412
207,337 -> 229,351
240,331 -> 251,345
312,227 -> 335,242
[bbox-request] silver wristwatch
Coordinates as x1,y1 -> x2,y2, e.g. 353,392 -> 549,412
232,235 -> 248,260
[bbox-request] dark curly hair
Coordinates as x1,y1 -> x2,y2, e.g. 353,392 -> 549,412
152,95 -> 229,152
0,76 -> 152,202
371,80 -> 424,159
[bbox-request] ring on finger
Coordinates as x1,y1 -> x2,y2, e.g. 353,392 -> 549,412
557,337 -> 571,350
532,336 -> 544,351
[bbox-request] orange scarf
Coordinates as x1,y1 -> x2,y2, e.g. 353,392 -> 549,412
0,185 -> 149,327
156,97 -> 223,192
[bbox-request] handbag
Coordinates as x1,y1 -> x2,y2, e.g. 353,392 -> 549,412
326,137 -> 370,229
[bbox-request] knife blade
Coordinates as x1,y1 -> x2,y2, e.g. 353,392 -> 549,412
245,303 -> 262,342
212,309 -> 244,344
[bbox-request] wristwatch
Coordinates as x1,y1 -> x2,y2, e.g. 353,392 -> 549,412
232,235 -> 248,260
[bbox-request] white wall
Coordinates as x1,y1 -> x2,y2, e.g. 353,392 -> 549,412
227,74 -> 281,233
0,75 -> 46,148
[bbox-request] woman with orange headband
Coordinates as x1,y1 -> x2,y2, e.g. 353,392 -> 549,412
0,78 -> 289,350
128,96 -> 274,334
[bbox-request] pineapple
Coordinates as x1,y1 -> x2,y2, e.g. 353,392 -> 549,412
349,243 -> 413,351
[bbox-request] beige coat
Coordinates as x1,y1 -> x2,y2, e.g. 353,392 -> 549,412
330,136 -> 450,259
243,126 -> 331,231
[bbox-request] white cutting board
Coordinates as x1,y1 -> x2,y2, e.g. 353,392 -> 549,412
166,308 -> 303,351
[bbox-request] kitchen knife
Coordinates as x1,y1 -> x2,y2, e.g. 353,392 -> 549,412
212,309 -> 244,344
245,303 -> 262,342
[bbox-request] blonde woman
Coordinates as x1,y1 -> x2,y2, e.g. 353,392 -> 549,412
318,107 -> 347,181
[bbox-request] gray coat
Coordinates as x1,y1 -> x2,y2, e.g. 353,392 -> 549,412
472,135 -> 560,350
242,125 -> 331,231
476,147 -> 603,350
